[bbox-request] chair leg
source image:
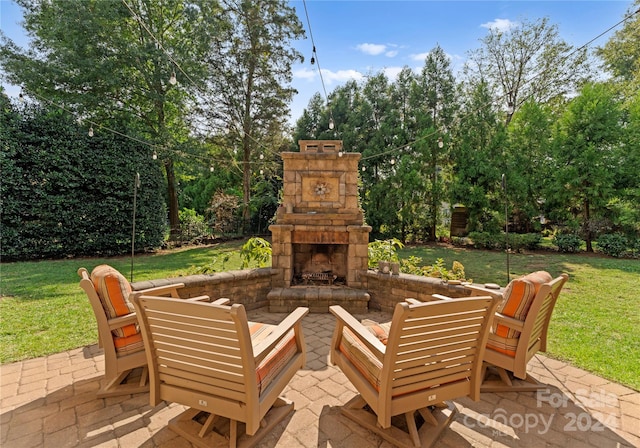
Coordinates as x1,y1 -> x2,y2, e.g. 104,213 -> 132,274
168,397 -> 294,448
341,395 -> 457,448
97,368 -> 149,398
481,365 -> 545,393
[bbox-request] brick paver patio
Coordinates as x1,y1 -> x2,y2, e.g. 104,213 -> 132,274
1,310 -> 638,447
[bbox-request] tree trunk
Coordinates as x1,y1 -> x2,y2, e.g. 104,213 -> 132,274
165,159 -> 180,240
584,198 -> 593,252
242,137 -> 251,234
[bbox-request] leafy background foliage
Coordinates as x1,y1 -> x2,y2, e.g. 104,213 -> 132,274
1,99 -> 167,260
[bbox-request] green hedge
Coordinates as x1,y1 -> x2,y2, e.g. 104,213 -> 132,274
1,103 -> 167,260
467,232 -> 542,252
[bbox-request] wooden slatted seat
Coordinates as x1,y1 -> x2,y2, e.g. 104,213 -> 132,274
330,295 -> 500,448
78,265 -> 188,398
131,292 -> 308,448
468,272 -> 569,392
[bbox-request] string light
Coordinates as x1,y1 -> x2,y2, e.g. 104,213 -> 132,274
88,126 -> 94,137
438,137 -> 444,149
329,117 -> 335,130
169,70 -> 177,86
18,89 -> 24,103
210,166 -> 214,172
259,153 -> 264,160
152,151 -> 158,160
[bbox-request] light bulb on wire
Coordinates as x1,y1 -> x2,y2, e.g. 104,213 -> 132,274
152,151 -> 158,160
88,126 -> 94,137
438,137 -> 444,149
169,71 -> 177,85
329,117 -> 335,130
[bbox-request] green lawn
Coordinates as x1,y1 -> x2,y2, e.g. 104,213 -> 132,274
1,240 -> 638,391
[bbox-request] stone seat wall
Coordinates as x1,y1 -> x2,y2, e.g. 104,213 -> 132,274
132,268 -> 472,314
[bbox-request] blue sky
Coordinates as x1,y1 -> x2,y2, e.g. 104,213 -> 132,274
1,0 -> 634,123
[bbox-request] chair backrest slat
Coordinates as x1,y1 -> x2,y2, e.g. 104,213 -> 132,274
158,371 -> 248,402
524,275 -> 568,348
395,346 -> 477,374
135,295 -> 254,402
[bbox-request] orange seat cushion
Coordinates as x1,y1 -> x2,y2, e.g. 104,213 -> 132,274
249,322 -> 298,395
91,264 -> 141,354
338,319 -> 391,392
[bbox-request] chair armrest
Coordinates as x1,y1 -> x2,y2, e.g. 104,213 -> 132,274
253,307 -> 309,364
212,298 -> 231,305
329,305 -> 386,361
107,313 -> 139,330
431,294 -> 454,301
139,282 -> 186,298
493,312 -> 525,331
466,284 -> 504,300
405,298 -> 423,305
185,295 -> 211,302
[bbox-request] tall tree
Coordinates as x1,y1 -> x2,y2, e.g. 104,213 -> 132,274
412,45 -> 457,241
597,0 -> 640,99
202,0 -> 304,233
450,80 -> 507,233
505,100 -> 556,232
548,82 -> 623,251
0,0 -> 224,238
465,17 -> 590,125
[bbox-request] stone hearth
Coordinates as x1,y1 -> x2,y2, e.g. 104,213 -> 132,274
268,140 -> 371,312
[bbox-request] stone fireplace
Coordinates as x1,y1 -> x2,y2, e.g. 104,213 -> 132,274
268,140 -> 371,312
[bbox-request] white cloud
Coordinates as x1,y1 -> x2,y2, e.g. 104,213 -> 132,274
323,69 -> 365,84
383,66 -> 404,80
356,43 -> 387,56
385,50 -> 398,58
293,67 -> 317,81
294,67 -> 365,85
481,18 -> 519,32
410,52 -> 429,62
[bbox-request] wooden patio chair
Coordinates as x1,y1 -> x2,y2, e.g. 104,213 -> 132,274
130,292 -> 309,448
329,295 -> 500,448
78,265 -> 188,398
468,271 -> 569,392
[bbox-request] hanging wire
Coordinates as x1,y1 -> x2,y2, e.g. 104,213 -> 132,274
302,0 -> 334,127
513,6 -> 640,110
121,0 -> 203,91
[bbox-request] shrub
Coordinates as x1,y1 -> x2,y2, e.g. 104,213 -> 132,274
399,256 -> 467,281
553,233 -> 582,253
240,237 -> 272,268
368,238 -> 404,269
179,208 -> 210,244
468,232 -> 496,250
597,233 -> 629,258
1,105 -> 166,260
